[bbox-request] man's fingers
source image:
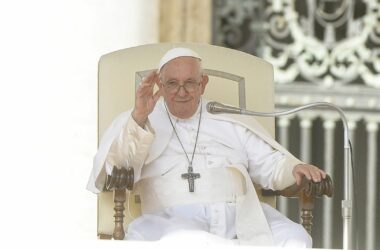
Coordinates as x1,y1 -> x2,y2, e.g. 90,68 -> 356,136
153,71 -> 160,84
321,169 -> 327,179
295,174 -> 302,186
136,83 -> 153,98
142,71 -> 159,86
312,166 -> 327,182
138,81 -> 157,95
305,166 -> 326,182
142,70 -> 157,84
307,166 -> 319,182
301,168 -> 312,181
153,88 -> 162,102
294,164 -> 328,185
139,71 -> 159,93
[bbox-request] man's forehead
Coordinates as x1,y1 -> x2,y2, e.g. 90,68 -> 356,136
159,57 -> 202,80
158,47 -> 202,72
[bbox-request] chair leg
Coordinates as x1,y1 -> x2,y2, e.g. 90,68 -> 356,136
299,191 -> 315,235
113,189 -> 126,240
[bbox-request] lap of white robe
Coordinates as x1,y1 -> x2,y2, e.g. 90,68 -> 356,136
160,229 -> 237,246
125,202 -> 312,248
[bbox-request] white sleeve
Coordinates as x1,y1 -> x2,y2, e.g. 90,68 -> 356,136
105,116 -> 155,179
240,127 -> 297,190
88,115 -> 155,193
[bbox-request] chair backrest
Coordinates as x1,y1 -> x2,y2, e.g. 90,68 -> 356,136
97,43 -> 276,237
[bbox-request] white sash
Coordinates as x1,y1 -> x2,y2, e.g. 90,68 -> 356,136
134,165 -> 274,246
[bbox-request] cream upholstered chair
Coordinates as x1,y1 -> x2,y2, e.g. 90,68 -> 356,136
96,43 -> 333,240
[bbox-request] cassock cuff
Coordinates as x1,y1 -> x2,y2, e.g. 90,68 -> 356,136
273,156 -> 304,190
105,115 -> 155,174
130,115 -> 155,134
125,116 -> 155,149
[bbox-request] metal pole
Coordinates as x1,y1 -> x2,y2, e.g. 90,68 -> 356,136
207,101 -> 354,249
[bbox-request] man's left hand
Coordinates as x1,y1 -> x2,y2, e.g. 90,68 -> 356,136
292,164 -> 327,186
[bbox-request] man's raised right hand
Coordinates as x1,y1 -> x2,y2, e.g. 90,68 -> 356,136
131,70 -> 162,127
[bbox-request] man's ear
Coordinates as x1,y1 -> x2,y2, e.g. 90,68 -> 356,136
202,74 -> 209,84
200,74 -> 209,94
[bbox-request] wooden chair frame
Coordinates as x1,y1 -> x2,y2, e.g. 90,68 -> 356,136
103,167 -> 333,239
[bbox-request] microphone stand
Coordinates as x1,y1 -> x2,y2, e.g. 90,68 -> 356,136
208,101 -> 353,250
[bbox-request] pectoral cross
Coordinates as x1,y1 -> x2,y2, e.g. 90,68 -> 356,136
181,165 -> 200,192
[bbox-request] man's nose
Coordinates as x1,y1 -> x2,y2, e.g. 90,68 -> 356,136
176,85 -> 188,96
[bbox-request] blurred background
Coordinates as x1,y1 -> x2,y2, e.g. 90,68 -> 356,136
0,0 -> 378,249
212,1 -> 380,250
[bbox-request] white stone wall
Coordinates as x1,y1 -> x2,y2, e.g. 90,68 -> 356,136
0,0 -> 158,242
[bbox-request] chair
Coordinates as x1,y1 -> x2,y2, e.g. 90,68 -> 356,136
95,43 -> 333,240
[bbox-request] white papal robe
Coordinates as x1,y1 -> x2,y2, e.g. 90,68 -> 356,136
87,98 -> 312,247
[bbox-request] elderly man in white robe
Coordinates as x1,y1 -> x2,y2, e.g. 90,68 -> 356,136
87,47 -> 326,248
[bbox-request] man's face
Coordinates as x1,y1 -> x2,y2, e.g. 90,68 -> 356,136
158,57 -> 208,119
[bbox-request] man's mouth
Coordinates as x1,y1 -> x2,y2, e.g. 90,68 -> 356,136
174,99 -> 191,103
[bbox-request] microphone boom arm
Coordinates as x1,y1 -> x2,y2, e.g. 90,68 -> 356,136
207,101 -> 353,250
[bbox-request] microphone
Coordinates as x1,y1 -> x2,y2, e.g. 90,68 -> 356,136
207,100 -> 353,250
206,101 -> 242,114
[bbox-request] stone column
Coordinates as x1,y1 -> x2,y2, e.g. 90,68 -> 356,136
366,120 -> 378,250
159,0 -> 212,43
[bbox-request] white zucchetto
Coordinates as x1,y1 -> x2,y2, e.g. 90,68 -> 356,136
158,47 -> 202,72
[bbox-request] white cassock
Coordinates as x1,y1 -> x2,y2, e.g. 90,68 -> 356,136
87,98 -> 312,248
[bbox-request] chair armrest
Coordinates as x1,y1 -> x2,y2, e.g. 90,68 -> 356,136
104,166 -> 134,191
261,174 -> 333,198
102,166 -> 134,240
261,174 -> 333,234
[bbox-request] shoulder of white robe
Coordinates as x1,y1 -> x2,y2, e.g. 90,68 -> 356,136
202,108 -> 299,161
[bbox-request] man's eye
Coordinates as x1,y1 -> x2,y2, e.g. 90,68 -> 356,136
185,80 -> 197,85
167,81 -> 177,86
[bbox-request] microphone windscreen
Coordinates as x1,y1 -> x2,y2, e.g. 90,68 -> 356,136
206,101 -> 241,114
206,101 -> 216,113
